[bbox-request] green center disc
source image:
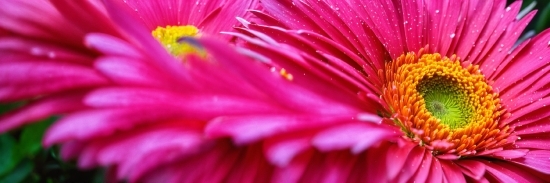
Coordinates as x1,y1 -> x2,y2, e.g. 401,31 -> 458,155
417,76 -> 473,129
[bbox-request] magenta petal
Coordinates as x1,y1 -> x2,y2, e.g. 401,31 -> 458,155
397,146 -> 426,183
85,87 -> 285,117
94,56 -> 176,87
85,33 -> 142,59
206,114 -> 349,145
410,151 -> 432,183
0,62 -> 108,101
272,151 -> 313,183
515,133 -> 550,150
490,149 -> 528,159
440,160 -> 466,183
0,92 -> 85,132
264,133 -> 312,167
457,159 -> 486,180
0,37 -> 94,64
50,0 -> 118,35
0,0 -> 85,45
196,37 -> 362,114
197,0 -> 258,37
386,141 -> 416,179
311,122 -> 399,153
101,0 -> 190,83
427,158 -> 443,183
484,160 -> 545,183
43,107 -> 188,146
59,141 -> 87,160
97,128 -> 205,179
512,150 -> 550,174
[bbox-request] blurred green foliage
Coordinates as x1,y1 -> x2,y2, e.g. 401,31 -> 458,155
519,0 -> 550,33
0,105 -> 104,183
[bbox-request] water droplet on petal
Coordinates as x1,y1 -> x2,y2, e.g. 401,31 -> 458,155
450,33 -> 455,38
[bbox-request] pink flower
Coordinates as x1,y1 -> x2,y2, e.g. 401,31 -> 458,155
0,0 -> 284,182
227,0 -> 550,182
0,0 -> 117,132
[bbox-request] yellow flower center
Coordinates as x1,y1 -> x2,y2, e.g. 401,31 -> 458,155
151,25 -> 203,57
380,49 -> 512,156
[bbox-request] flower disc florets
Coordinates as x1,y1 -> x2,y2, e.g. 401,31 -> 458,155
380,49 -> 513,156
152,25 -> 204,57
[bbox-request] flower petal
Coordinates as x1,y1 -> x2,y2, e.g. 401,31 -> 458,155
311,122 -> 399,153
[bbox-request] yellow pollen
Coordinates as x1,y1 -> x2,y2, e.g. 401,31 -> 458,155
151,25 -> 203,57
380,49 -> 511,156
280,68 -> 294,81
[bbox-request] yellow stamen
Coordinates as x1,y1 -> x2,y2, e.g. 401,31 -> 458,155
380,49 -> 511,156
151,25 -> 203,57
280,68 -> 293,81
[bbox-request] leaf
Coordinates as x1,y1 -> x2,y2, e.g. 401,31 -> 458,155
18,118 -> 55,157
0,102 -> 25,114
536,2 -> 550,33
0,134 -> 18,177
0,160 -> 33,183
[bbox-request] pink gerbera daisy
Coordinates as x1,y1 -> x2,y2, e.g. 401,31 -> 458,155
0,0 -> 117,131
222,0 -> 550,182
39,0 -> 389,181
0,0 -> 267,182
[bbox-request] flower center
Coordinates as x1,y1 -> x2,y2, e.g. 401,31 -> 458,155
417,76 -> 473,129
152,25 -> 203,57
380,49 -> 512,156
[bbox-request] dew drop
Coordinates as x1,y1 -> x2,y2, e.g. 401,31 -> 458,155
506,7 -> 511,12
450,33 -> 455,38
435,10 -> 440,13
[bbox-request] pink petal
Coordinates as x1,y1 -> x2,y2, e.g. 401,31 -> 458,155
490,149 -> 528,159
440,160 -> 466,183
206,114 -> 350,145
0,37 -> 94,65
197,37 -> 363,114
0,62 -> 108,102
515,133 -> 550,150
43,107 -> 189,146
0,92 -> 86,132
457,159 -> 486,180
397,146 -> 426,183
512,150 -> 550,174
85,33 -> 143,59
484,160 -> 546,182
272,150 -> 313,183
50,1 -> 118,35
97,127 -> 205,179
386,141 -> 416,180
427,158 -> 443,183
101,0 -> 190,83
264,132 -> 313,167
311,122 -> 399,153
0,0 -> 84,45
410,151 -> 432,183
